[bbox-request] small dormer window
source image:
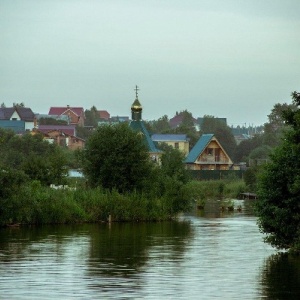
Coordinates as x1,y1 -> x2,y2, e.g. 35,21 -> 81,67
12,118 -> 17,120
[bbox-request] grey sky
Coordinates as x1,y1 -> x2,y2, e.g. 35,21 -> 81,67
1,0 -> 299,126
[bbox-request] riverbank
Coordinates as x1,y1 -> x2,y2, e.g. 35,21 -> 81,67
0,180 -> 192,226
184,179 -> 247,208
0,179 -> 247,227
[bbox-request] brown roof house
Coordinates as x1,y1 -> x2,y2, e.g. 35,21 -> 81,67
98,110 -> 110,120
169,111 -> 198,129
48,106 -> 85,126
184,134 -> 233,170
35,125 -> 85,150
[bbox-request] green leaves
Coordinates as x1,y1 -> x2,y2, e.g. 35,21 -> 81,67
83,123 -> 152,193
256,91 -> 300,253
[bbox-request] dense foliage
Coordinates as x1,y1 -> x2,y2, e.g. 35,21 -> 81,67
82,123 -> 154,192
256,91 -> 300,253
0,130 -> 68,185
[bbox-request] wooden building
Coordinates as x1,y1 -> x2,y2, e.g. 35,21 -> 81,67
185,134 -> 233,170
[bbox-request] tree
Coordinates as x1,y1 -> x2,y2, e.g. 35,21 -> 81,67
234,134 -> 264,163
159,143 -> 189,184
13,102 -> 25,107
145,115 -> 171,133
82,123 -> 154,193
256,91 -> 300,253
85,106 -> 100,127
38,117 -> 68,125
263,102 -> 296,147
0,131 -> 68,185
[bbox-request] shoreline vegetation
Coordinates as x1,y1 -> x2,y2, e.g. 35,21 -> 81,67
0,178 -> 247,227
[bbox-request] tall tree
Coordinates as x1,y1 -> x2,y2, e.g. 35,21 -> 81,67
82,123 -> 154,193
85,106 -> 100,127
146,115 -> 171,133
256,91 -> 300,253
263,102 -> 296,147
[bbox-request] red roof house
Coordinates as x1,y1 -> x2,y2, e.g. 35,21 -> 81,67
48,106 -> 85,126
98,110 -> 110,120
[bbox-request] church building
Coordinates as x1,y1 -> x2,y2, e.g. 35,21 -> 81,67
129,86 -> 161,162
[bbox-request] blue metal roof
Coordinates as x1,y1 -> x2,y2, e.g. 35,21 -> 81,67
151,134 -> 188,142
130,120 -> 160,153
184,134 -> 214,163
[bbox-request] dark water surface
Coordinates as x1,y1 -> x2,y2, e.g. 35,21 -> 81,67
0,200 -> 300,299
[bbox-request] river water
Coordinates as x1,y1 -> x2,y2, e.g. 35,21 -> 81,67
0,200 -> 300,299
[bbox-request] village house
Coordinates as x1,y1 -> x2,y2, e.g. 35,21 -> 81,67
169,111 -> 198,129
48,106 -> 85,127
34,125 -> 85,150
151,134 -> 190,156
98,110 -> 110,120
0,106 -> 35,132
185,134 -> 233,170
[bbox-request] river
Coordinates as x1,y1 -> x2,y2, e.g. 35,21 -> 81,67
0,199 -> 300,299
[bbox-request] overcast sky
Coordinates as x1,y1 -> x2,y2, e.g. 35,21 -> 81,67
1,0 -> 299,126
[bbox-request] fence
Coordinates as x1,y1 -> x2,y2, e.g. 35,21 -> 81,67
188,170 -> 245,181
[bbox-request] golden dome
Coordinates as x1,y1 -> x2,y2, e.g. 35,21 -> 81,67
131,98 -> 142,111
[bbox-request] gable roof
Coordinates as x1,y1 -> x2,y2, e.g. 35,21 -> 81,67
38,125 -> 76,136
98,110 -> 110,120
130,120 -> 160,153
185,134 -> 214,163
48,107 -> 84,117
151,134 -> 189,142
169,113 -> 197,129
0,107 -> 35,121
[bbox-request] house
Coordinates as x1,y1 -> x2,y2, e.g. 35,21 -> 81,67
169,111 -> 198,129
129,86 -> 161,162
48,106 -> 85,126
185,134 -> 233,170
151,134 -> 190,156
98,110 -> 110,120
0,106 -> 35,132
35,125 -> 85,150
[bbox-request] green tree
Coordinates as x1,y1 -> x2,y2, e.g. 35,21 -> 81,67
234,134 -> 264,163
256,91 -> 300,253
38,117 -> 68,125
159,143 -> 189,184
82,123 -> 154,192
146,115 -> 171,133
85,106 -> 100,127
248,145 -> 272,166
263,102 -> 296,147
0,131 -> 68,185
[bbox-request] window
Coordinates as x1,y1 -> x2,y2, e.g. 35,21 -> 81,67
206,148 -> 213,155
174,142 -> 179,149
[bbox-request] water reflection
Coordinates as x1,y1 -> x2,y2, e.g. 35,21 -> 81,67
87,221 -> 193,276
261,253 -> 300,299
0,200 -> 299,299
